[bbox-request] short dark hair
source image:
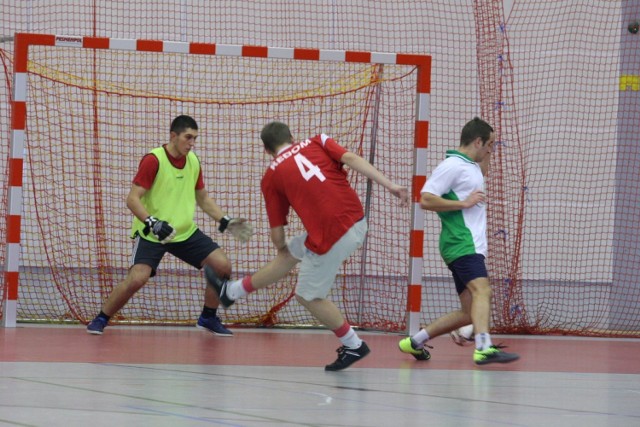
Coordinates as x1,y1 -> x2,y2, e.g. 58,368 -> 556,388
171,115 -> 198,134
261,121 -> 293,153
460,117 -> 494,146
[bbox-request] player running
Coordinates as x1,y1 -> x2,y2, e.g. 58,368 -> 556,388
205,121 -> 408,371
398,117 -> 519,365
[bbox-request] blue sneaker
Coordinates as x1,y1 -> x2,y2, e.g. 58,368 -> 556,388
197,315 -> 233,337
87,316 -> 108,335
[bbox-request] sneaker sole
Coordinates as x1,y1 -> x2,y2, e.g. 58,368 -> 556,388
196,324 -> 234,337
474,354 -> 520,365
411,351 -> 431,361
86,329 -> 103,335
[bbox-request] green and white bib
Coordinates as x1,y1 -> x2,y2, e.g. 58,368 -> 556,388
422,150 -> 487,264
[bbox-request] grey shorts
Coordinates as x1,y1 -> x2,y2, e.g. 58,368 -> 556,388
290,218 -> 368,301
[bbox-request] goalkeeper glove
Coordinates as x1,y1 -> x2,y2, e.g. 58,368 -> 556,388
219,215 -> 253,243
143,216 -> 176,244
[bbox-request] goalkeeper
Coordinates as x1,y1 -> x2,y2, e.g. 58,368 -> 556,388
87,115 -> 252,336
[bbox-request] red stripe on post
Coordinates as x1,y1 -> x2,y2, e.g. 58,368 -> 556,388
409,230 -> 424,257
397,54 -> 431,93
11,101 -> 26,130
243,45 -> 268,58
412,176 -> 426,203
84,37 -> 110,50
6,271 -> 19,300
14,36 -> 30,72
294,48 -> 319,61
416,62 -> 431,94
8,158 -> 23,187
15,32 -> 56,70
406,284 -> 422,311
6,215 -> 21,243
345,51 -> 371,63
137,40 -> 163,52
190,42 -> 216,55
415,121 -> 429,148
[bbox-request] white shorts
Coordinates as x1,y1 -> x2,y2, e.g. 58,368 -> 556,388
288,218 -> 368,301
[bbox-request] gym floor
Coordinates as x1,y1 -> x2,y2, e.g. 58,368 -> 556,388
0,324 -> 638,426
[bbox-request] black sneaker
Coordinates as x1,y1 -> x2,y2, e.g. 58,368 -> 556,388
204,265 -> 235,308
474,345 -> 520,365
325,341 -> 370,371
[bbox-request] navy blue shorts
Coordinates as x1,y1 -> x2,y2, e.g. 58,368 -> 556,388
131,228 -> 219,277
447,254 -> 488,295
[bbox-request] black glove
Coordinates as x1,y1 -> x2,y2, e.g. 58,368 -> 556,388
218,215 -> 232,233
143,216 -> 176,244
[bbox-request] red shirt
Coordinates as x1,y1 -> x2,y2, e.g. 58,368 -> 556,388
261,134 -> 364,254
133,145 -> 205,190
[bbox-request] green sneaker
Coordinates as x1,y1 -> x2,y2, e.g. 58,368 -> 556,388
398,337 -> 431,361
474,345 -> 519,365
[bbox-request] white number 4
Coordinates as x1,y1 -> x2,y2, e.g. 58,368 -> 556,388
294,153 -> 326,182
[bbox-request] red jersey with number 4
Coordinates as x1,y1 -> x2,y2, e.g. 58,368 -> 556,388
261,134 -> 364,254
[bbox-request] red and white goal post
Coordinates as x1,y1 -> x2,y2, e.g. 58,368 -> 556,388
3,33 -> 430,333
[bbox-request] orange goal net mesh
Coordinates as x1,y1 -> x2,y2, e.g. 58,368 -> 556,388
17,45 -> 417,329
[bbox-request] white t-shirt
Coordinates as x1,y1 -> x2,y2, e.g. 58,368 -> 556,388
422,150 -> 487,264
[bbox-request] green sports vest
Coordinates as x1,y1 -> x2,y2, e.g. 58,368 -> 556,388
131,147 -> 199,243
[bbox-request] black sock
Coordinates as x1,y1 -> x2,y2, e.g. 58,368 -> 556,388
98,311 -> 111,322
201,306 -> 217,319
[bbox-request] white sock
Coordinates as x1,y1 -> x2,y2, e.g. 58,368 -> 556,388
412,328 -> 430,346
339,327 -> 363,349
225,279 -> 247,300
475,332 -> 493,351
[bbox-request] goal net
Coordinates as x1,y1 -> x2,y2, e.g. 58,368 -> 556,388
2,2 -> 640,338
6,34 -> 428,330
